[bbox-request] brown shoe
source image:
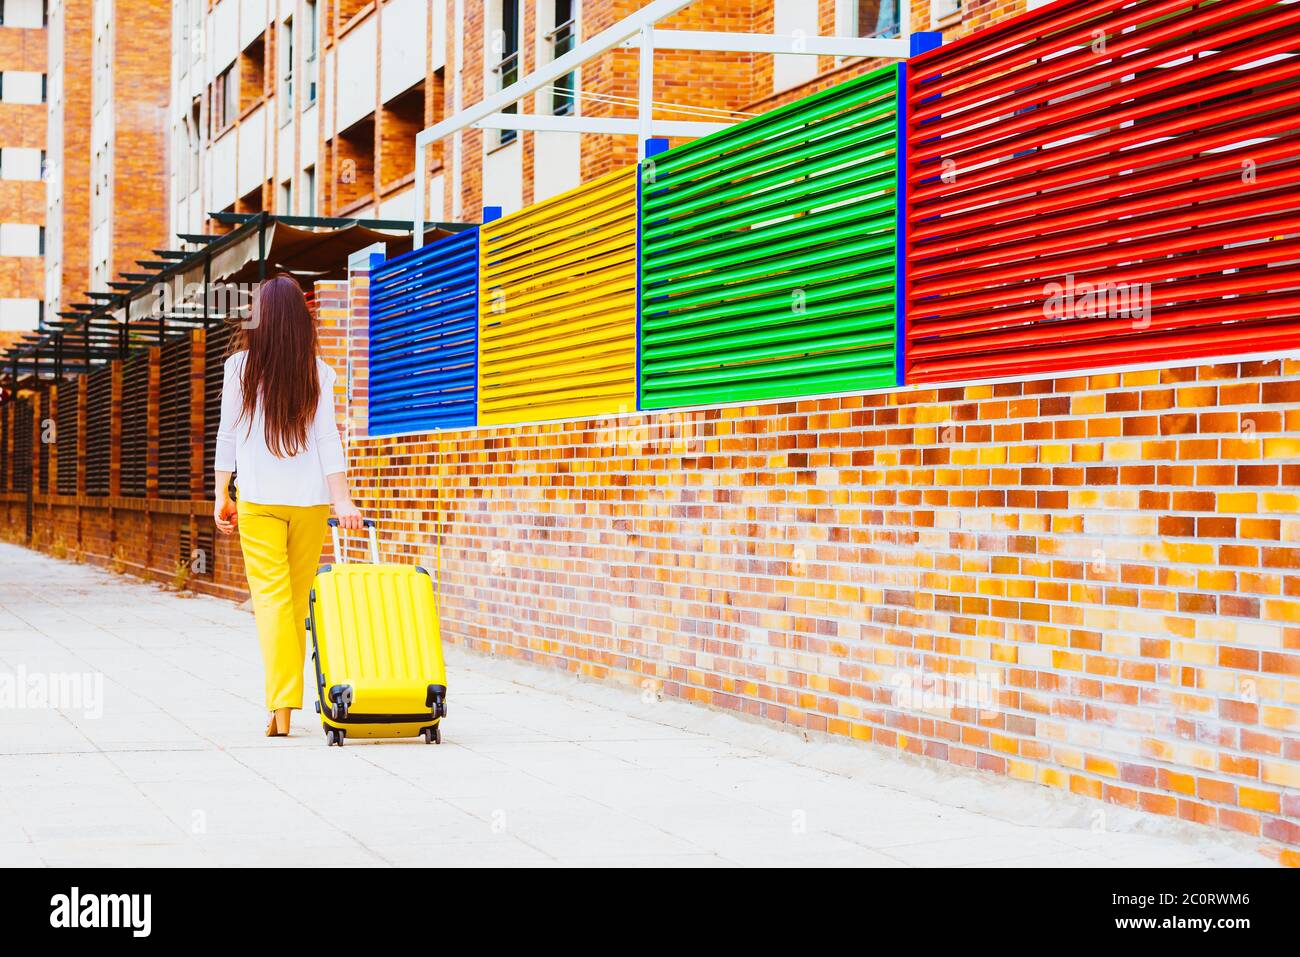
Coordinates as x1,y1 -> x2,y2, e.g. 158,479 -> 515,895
265,708 -> 291,737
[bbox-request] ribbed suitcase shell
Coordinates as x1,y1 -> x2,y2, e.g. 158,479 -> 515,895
309,562 -> 447,740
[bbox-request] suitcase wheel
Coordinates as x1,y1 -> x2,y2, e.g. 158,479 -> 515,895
422,725 -> 442,745
326,727 -> 345,747
426,685 -> 448,720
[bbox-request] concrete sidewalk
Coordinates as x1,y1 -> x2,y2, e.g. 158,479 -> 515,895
0,542 -> 1274,867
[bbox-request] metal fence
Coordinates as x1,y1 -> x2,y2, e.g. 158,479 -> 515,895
157,334 -> 196,500
374,0 -> 1295,424
639,65 -> 901,408
369,227 -> 481,435
119,349 -> 153,498
903,0 -> 1300,382
10,0 -> 1296,454
84,365 -> 113,497
477,166 -> 639,425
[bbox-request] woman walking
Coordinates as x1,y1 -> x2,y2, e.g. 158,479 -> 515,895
212,275 -> 363,737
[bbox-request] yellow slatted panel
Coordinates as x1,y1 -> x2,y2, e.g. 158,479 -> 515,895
478,165 -> 638,425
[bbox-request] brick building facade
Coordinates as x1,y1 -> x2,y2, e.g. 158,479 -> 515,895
172,0 -> 1033,235
442,0 -> 1042,218
0,0 -> 47,333
44,0 -> 172,318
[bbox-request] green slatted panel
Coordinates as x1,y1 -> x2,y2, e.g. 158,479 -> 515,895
639,65 -> 900,408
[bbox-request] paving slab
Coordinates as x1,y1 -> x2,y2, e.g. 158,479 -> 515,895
0,542 -> 1277,868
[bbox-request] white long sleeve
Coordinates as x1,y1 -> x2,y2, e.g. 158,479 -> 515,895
214,351 -> 346,506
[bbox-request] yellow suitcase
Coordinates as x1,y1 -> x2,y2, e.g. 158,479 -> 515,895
308,518 -> 447,746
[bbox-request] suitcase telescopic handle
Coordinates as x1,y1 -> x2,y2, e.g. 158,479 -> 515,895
328,517 -> 380,564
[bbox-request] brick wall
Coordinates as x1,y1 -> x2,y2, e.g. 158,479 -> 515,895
338,317 -> 1300,864
344,269 -> 371,441
0,257 -> 43,301
52,0 -> 92,312
747,0 -> 1030,114
108,0 -> 171,285
43,0 -> 168,314
576,0 -> 768,183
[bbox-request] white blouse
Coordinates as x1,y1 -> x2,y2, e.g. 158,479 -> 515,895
214,351 -> 347,507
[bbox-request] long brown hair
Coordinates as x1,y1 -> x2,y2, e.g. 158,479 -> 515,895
233,275 -> 320,458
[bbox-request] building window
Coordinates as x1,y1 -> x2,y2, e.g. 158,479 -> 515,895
305,0 -> 318,105
854,0 -> 899,38
491,1 -> 520,147
278,179 -> 292,215
931,0 -> 962,26
280,18 -> 294,125
303,166 -> 316,216
0,146 -> 42,180
0,0 -> 47,29
540,0 -> 577,116
0,70 -> 46,104
213,66 -> 235,133
0,223 -> 42,257
188,100 -> 200,186
547,1 -> 576,116
239,34 -> 267,113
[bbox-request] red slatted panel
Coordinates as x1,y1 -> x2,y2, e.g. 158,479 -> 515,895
904,0 -> 1300,383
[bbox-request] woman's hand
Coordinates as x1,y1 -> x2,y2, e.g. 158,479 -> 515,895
214,494 -> 238,535
333,498 -> 364,530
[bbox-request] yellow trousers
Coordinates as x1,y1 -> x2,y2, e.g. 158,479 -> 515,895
237,500 -> 330,711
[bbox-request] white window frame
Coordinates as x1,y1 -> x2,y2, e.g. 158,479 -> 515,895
280,17 -> 294,126
538,0 -> 579,117
304,0 -> 319,106
302,166 -> 316,216
931,0 -> 962,28
839,0 -> 903,40
487,0 -> 524,148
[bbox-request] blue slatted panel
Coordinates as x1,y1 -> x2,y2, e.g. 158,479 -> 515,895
368,228 -> 480,434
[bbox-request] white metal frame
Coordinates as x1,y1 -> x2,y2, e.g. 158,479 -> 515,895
412,0 -> 912,246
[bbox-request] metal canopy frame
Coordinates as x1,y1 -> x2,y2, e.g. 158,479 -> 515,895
2,212 -> 441,392
412,0 -> 912,246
